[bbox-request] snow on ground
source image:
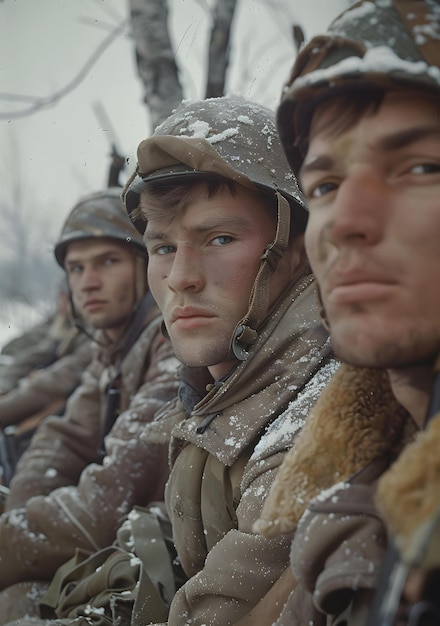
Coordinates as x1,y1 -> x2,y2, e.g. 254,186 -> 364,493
0,301 -> 50,352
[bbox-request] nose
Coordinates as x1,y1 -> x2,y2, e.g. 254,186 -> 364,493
167,246 -> 205,293
80,266 -> 102,292
326,167 -> 386,248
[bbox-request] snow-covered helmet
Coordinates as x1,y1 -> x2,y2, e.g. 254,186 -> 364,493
277,0 -> 440,177
55,188 -> 148,306
54,188 -> 147,267
122,95 -> 308,360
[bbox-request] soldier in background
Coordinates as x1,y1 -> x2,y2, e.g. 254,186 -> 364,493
0,188 -> 179,623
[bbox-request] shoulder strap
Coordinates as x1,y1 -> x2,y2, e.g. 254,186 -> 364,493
98,292 -> 155,459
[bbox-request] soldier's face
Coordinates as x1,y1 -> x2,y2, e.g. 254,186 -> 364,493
144,185 -> 295,379
65,238 -> 137,341
302,90 -> 440,369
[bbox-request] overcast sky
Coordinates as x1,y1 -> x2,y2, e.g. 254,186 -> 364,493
0,0 -> 345,342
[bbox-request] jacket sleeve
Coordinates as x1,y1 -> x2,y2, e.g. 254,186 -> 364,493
279,463 -> 388,626
0,334 -> 60,395
0,328 -> 179,590
167,450 -> 294,626
6,355 -> 104,509
0,340 -> 92,428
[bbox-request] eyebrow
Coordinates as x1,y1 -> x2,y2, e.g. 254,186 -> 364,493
378,126 -> 440,151
144,216 -> 252,241
300,125 -> 440,179
65,248 -> 124,266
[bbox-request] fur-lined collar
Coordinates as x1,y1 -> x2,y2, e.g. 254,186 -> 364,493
254,363 -> 414,537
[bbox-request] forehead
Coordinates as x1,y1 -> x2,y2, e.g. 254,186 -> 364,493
65,237 -> 132,262
144,185 -> 273,231
308,90 -> 440,154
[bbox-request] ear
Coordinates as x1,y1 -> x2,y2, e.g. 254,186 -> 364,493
286,233 -> 310,278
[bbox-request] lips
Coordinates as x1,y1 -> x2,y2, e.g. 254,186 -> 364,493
171,306 -> 215,322
324,268 -> 396,305
170,306 -> 215,329
83,300 -> 107,311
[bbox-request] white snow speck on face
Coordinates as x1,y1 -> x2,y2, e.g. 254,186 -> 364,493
44,467 -> 57,478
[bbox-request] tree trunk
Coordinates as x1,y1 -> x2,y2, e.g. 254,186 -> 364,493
129,0 -> 183,130
206,0 -> 237,98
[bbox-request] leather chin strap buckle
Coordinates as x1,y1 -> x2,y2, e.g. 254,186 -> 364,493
231,324 -> 258,361
261,242 -> 284,271
230,192 -> 291,362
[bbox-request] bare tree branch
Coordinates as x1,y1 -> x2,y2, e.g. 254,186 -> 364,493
292,24 -> 305,53
205,0 -> 237,98
0,21 -> 127,120
129,0 -> 183,130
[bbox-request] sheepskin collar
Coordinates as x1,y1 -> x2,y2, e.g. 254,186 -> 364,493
254,363 -> 415,537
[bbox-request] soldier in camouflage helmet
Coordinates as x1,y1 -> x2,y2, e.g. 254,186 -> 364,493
255,1 -> 440,625
0,189 -> 179,622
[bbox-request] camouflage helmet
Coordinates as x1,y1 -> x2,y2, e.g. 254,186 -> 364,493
277,0 -> 440,176
54,187 -> 147,268
122,95 -> 307,233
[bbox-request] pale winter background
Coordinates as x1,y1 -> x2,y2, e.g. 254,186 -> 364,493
0,0 -> 347,349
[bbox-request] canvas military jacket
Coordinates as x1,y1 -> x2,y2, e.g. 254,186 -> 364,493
0,335 -> 92,429
0,317 -> 85,395
0,302 -> 180,592
140,273 -> 336,626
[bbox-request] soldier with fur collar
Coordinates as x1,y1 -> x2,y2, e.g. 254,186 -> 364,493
256,1 -> 440,625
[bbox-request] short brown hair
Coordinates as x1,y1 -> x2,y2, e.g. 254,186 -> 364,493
137,178 -> 306,240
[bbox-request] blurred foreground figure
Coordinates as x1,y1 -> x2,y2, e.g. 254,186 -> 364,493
256,2 -> 440,625
0,188 -> 179,623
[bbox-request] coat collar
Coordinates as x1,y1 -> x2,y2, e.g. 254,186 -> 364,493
255,363 -> 415,537
171,274 -> 332,466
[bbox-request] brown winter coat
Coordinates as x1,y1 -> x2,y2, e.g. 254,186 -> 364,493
0,335 -> 92,429
142,274 -> 336,626
255,363 -> 421,625
0,317 -> 86,395
0,304 -> 180,591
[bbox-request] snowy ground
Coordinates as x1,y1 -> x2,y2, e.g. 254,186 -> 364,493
0,301 -> 49,352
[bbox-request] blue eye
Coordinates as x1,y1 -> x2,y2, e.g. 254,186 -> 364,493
212,235 -> 233,245
155,244 -> 176,255
410,163 -> 440,175
310,181 -> 338,199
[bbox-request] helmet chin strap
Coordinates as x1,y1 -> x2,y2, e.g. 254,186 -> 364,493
231,192 -> 291,361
